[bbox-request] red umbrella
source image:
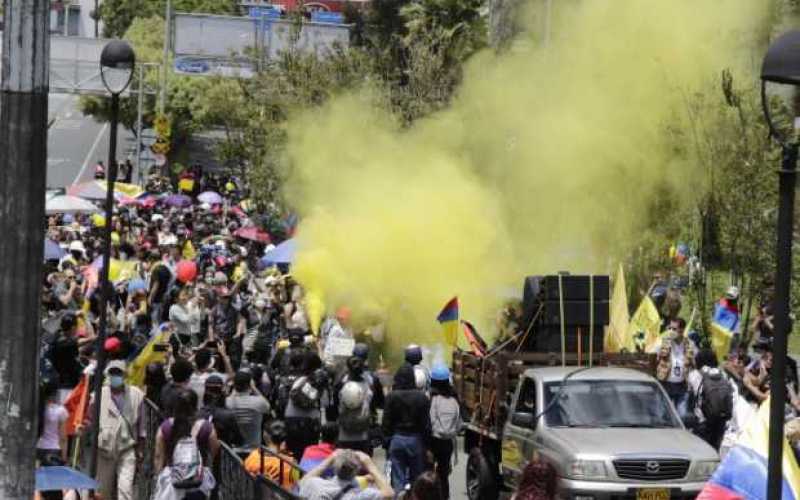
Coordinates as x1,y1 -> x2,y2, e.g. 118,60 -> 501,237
233,226 -> 271,243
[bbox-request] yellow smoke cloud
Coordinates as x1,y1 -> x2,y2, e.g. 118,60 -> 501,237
284,0 -> 768,355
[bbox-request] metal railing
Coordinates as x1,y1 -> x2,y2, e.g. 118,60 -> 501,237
136,398 -> 163,500
217,443 -> 303,500
132,400 -> 302,500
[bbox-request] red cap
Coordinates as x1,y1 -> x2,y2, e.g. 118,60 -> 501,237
104,337 -> 121,353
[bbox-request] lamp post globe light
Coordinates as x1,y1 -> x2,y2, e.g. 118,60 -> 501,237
89,39 -> 135,478
760,30 -> 800,500
100,40 -> 136,95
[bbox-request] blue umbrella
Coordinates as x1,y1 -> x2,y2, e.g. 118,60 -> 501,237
36,466 -> 98,492
260,238 -> 296,266
44,239 -> 66,261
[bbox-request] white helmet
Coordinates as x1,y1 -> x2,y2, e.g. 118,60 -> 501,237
341,381 -> 366,410
725,286 -> 740,300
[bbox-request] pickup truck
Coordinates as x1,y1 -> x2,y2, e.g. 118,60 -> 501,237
453,351 -> 719,500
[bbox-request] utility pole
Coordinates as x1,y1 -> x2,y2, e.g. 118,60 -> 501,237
0,0 -> 50,498
160,0 -> 171,113
136,63 -> 144,184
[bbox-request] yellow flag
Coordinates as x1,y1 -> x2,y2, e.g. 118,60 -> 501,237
710,322 -> 734,363
127,330 -> 170,387
627,296 -> 662,353
605,264 -> 632,352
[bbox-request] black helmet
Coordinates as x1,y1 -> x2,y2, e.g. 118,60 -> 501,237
346,355 -> 365,376
60,313 -> 77,332
312,368 -> 329,388
352,343 -> 369,361
405,344 -> 423,365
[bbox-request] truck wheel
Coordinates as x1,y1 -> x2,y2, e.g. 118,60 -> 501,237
467,448 -> 497,500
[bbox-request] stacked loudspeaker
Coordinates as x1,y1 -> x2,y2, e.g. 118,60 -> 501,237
521,274 -> 610,354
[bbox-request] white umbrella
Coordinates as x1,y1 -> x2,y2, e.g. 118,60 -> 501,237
45,195 -> 100,215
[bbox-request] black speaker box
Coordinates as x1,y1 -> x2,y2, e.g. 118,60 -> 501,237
541,275 -> 609,301
528,324 -> 606,354
539,300 -> 609,326
522,276 -> 544,324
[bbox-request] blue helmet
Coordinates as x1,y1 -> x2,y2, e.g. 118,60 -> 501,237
431,364 -> 450,381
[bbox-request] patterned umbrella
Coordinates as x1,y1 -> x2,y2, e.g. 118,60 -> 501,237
197,191 -> 223,205
162,194 -> 192,208
233,226 -> 272,243
45,195 -> 100,215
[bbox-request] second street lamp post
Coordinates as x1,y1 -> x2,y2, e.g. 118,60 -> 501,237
89,39 -> 135,477
760,30 -> 800,500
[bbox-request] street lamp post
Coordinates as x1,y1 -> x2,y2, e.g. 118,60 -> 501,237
760,30 -> 800,500
89,39 -> 135,477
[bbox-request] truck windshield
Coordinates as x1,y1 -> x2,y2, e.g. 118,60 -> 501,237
543,380 -> 679,428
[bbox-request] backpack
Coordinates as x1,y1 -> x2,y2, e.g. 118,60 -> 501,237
699,372 -> 733,422
431,395 -> 461,439
170,421 -> 205,489
339,381 -> 372,434
290,376 -> 320,410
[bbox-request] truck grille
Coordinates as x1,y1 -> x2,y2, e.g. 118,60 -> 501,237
613,459 -> 690,481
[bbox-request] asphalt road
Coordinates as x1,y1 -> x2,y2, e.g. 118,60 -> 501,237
46,93 -> 137,189
372,439 -> 469,499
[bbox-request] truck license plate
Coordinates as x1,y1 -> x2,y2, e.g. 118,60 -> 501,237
636,489 -> 670,500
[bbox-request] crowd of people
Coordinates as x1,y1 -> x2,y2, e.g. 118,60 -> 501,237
647,282 -> 800,460
36,168 -> 466,500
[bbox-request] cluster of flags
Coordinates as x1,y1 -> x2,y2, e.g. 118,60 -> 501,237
605,264 -> 662,354
699,399 -> 800,499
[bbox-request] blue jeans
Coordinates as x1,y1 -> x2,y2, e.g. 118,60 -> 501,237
662,381 -> 689,417
388,434 -> 425,491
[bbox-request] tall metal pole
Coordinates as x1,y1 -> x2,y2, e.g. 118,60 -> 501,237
136,64 -> 144,185
94,0 -> 99,37
160,0 -> 171,113
766,143 -> 798,500
0,0 -> 50,497
88,93 -> 120,477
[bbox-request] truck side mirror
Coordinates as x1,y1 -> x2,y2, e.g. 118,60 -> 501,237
511,412 -> 535,428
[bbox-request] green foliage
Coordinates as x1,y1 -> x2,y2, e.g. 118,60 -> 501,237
99,0 -> 240,38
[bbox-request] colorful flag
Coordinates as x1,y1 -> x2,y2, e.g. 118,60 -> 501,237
63,375 -> 90,436
127,328 -> 171,387
698,399 -> 800,499
437,297 -> 460,347
605,264 -> 632,353
627,295 -> 662,353
710,300 -> 740,362
462,320 -> 487,357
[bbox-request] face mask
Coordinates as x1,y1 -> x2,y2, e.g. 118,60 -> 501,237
255,300 -> 266,309
109,375 -> 125,389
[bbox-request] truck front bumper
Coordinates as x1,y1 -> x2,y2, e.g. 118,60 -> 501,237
558,477 -> 706,500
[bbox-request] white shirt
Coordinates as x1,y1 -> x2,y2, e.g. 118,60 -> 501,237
37,403 -> 68,451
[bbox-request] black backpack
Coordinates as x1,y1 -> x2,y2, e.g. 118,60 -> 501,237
700,372 -> 733,422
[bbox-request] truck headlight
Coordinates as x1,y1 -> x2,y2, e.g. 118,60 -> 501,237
690,460 -> 719,480
568,460 -> 607,480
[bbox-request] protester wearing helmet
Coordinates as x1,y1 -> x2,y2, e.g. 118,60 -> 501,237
382,363 -> 431,491
284,367 -> 329,460
429,364 -> 461,499
404,344 -> 431,395
335,356 -> 375,455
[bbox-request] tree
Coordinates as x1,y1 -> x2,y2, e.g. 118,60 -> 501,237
98,0 -> 240,38
79,16 -> 203,154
